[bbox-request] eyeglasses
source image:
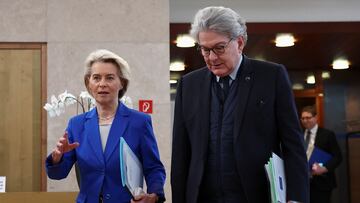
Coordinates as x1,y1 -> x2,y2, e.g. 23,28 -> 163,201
197,38 -> 234,57
300,116 -> 314,121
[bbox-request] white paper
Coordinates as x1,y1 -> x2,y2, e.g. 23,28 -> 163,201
264,153 -> 287,203
0,176 -> 6,193
272,153 -> 286,203
265,162 -> 276,203
120,137 -> 144,197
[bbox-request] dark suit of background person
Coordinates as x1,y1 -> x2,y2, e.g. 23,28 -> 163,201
46,49 -> 165,203
301,106 -> 342,203
171,6 -> 309,203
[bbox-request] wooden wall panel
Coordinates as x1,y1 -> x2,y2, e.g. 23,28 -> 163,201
348,137 -> 360,203
0,49 -> 41,191
0,192 -> 77,203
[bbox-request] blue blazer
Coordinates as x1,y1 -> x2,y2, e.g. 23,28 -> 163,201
46,103 -> 166,203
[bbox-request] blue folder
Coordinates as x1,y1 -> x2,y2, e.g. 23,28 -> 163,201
308,147 -> 332,169
119,137 -> 144,197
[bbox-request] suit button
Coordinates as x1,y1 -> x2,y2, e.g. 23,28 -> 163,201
105,193 -> 111,199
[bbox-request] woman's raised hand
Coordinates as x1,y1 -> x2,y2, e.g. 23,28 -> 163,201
51,132 -> 79,164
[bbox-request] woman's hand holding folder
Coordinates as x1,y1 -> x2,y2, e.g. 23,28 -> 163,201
131,193 -> 159,203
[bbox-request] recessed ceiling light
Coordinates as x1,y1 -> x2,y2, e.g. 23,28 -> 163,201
169,79 -> 177,84
170,61 -> 185,71
321,71 -> 331,79
170,88 -> 177,94
292,83 -> 304,90
254,55 -> 266,61
332,58 -> 350,69
176,34 -> 196,48
275,33 -> 295,47
306,75 -> 316,84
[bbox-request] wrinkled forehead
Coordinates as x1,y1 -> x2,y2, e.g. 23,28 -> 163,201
301,111 -> 314,117
90,61 -> 122,77
198,31 -> 230,46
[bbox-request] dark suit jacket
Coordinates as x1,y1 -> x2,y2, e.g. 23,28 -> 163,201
311,127 -> 342,190
46,103 -> 165,203
171,56 -> 309,203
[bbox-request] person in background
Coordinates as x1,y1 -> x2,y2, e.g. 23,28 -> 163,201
300,105 -> 342,203
171,6 -> 309,203
46,49 -> 165,203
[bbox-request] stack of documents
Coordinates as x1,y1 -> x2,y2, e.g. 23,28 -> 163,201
0,176 -> 6,192
120,137 -> 144,197
265,152 -> 286,203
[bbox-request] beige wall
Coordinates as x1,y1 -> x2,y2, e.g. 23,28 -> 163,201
0,0 -> 171,200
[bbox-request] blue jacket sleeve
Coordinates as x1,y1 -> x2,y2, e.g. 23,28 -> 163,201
45,118 -> 77,180
140,115 -> 166,201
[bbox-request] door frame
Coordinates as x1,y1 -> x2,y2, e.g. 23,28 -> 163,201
294,71 -> 324,127
0,42 -> 47,191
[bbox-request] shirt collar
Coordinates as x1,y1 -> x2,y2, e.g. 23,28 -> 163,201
308,124 -> 318,135
216,55 -> 242,82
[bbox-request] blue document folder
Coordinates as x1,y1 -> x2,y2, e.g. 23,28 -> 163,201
308,147 -> 332,169
119,137 -> 144,197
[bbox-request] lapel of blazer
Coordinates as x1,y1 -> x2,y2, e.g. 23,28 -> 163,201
104,102 -> 129,162
234,56 -> 255,141
85,108 -> 105,165
199,69 -> 212,158
315,127 -> 324,145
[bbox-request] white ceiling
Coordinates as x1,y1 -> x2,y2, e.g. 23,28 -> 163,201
170,0 -> 360,23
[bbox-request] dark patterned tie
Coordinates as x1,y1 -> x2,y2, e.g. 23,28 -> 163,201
220,76 -> 230,100
305,130 -> 311,150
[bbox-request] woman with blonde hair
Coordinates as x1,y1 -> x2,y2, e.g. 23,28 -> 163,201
46,49 -> 166,203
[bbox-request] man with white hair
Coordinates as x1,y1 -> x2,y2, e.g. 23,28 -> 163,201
171,6 -> 309,203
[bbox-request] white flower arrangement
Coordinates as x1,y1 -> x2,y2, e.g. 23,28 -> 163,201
120,95 -> 133,109
43,90 -> 133,117
43,91 -> 95,117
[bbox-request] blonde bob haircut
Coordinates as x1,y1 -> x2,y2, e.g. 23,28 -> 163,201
84,49 -> 131,99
